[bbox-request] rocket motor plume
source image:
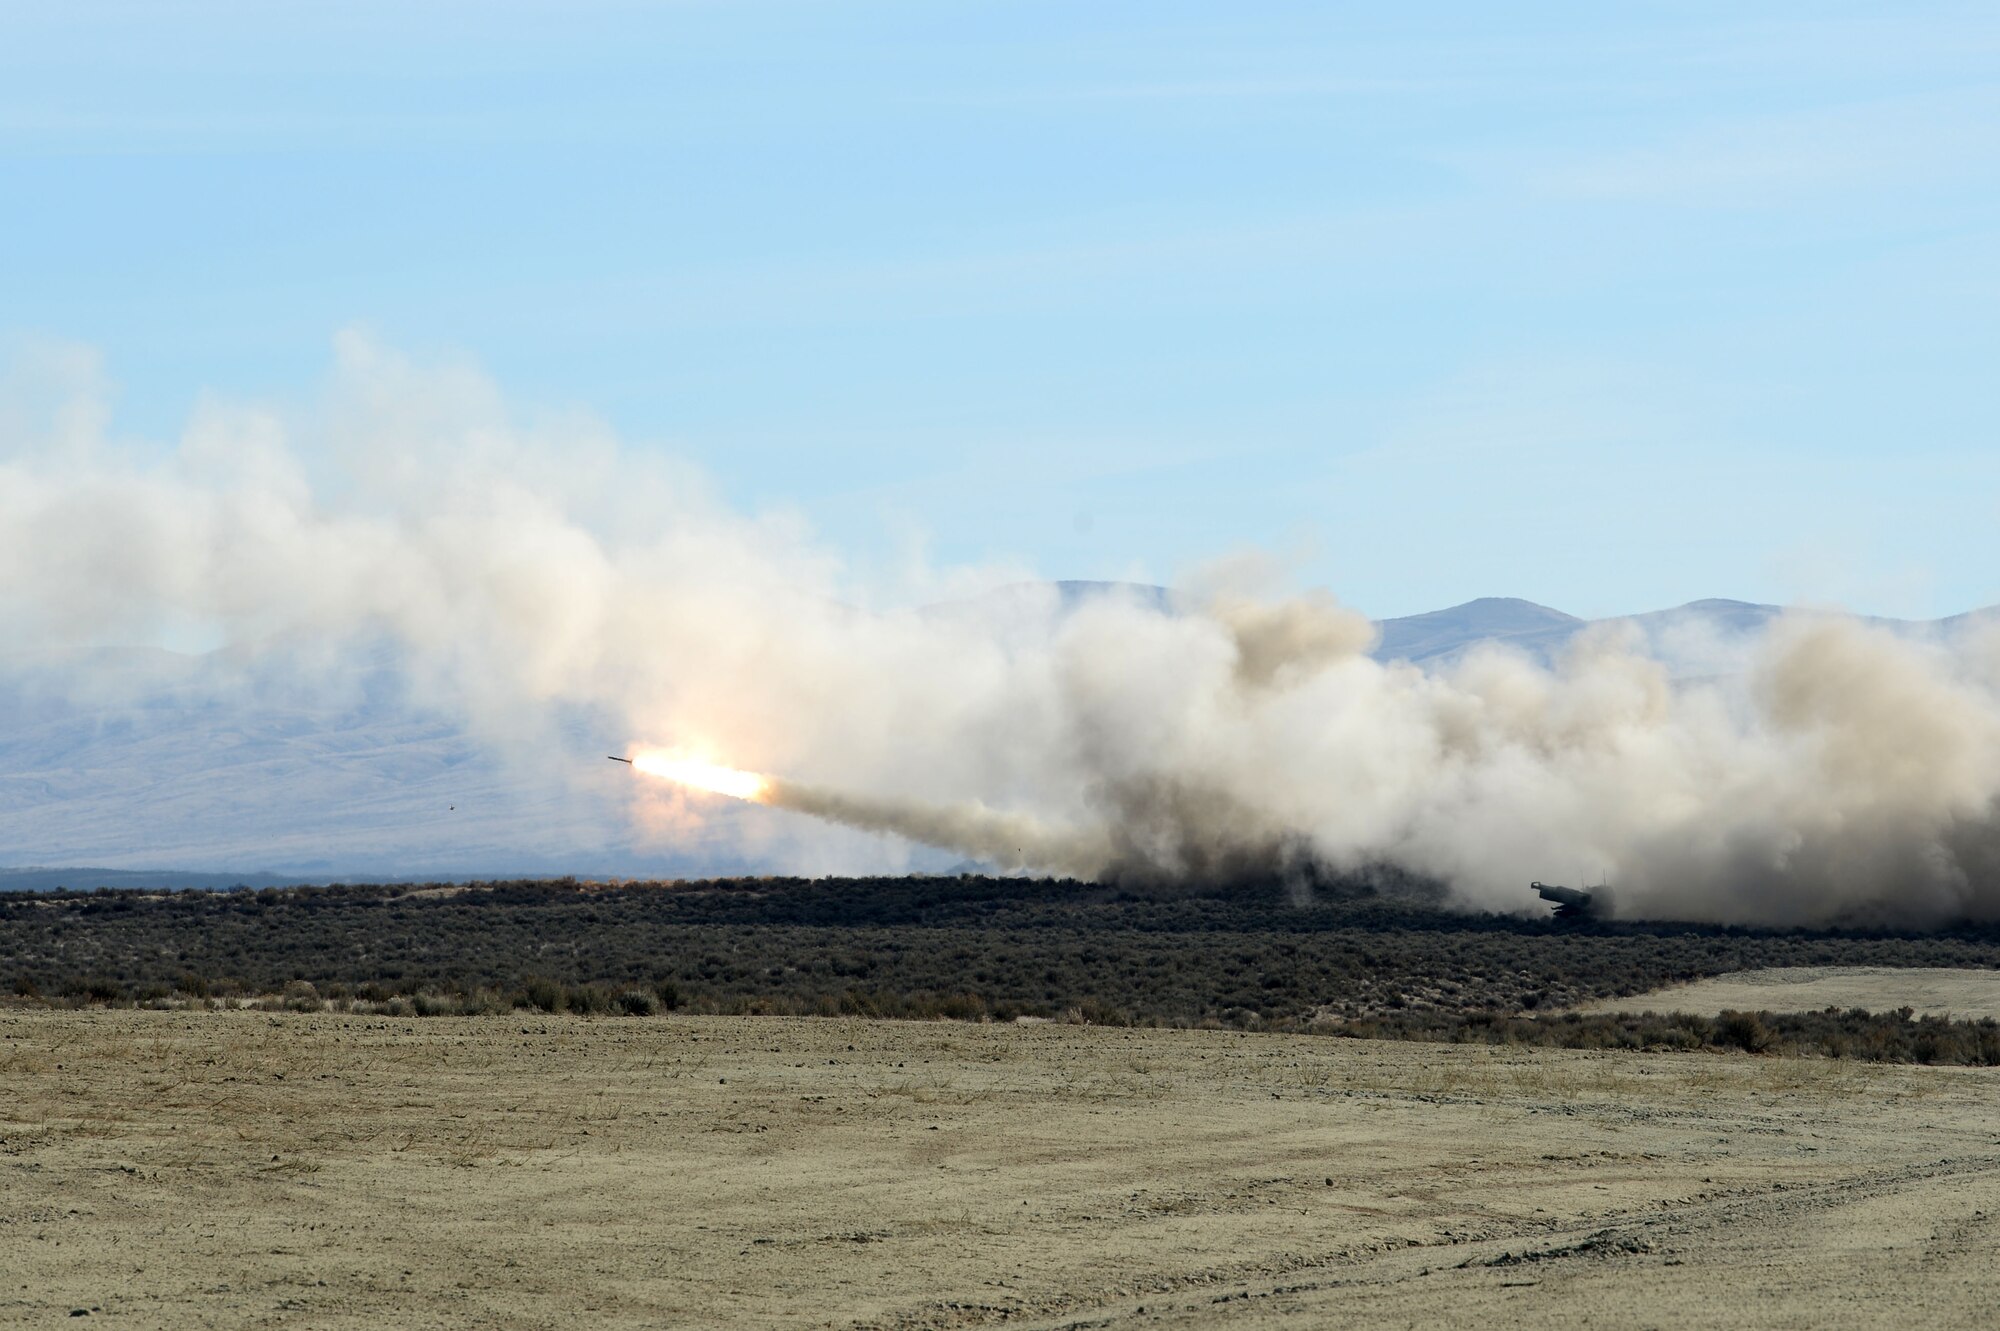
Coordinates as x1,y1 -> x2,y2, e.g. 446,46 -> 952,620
619,749 -> 1112,876
626,752 -> 772,803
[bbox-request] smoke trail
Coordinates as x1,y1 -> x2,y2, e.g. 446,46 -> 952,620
5,335 -> 2000,926
763,779 -> 1113,877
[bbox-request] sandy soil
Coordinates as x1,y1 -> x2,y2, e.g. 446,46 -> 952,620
1574,965 -> 2000,1021
4,1011 -> 1999,1329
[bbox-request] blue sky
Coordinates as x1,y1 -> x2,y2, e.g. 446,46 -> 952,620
5,1 -> 1998,620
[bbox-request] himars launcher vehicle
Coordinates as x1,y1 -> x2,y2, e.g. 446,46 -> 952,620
1531,881 -> 1596,920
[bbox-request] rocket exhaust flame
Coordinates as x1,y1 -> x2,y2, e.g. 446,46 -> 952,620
623,752 -> 772,803
615,749 -> 1111,875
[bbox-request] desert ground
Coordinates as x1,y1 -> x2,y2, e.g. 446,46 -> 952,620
5,1008 -> 1999,1329
1576,965 -> 2000,1021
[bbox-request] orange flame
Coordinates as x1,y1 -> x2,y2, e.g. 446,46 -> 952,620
628,751 -> 772,803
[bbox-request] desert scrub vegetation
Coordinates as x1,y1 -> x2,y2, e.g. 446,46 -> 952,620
1308,1006 -> 2000,1065
1,976 -> 688,1018
4,875 -> 2000,1034
8,981 -> 1999,1066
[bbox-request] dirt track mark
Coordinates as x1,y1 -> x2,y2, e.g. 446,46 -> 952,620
6,1012 -> 1999,1330
980,1154 -> 2000,1331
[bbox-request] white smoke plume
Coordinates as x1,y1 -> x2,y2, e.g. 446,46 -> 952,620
4,335 -> 1999,927
761,779 -> 1113,878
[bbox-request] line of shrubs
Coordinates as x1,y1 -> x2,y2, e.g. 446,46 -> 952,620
8,974 -> 687,1018
1305,1006 -> 2000,1064
6,970 -> 1138,1026
12,966 -> 2000,1065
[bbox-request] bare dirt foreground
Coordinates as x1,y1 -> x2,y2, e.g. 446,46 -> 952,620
4,1013 -> 1999,1330
1575,965 -> 2000,1022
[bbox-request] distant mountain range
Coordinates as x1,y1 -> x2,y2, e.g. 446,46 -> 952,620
1370,595 -> 1589,665
0,643 -> 697,888
2,587 -> 1990,887
1042,583 -> 1992,670
1373,595 -> 1997,669
0,866 -> 315,893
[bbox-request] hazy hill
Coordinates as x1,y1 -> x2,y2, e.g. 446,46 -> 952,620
0,644 -> 748,886
1045,585 -> 1987,669
1370,596 -> 1584,665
